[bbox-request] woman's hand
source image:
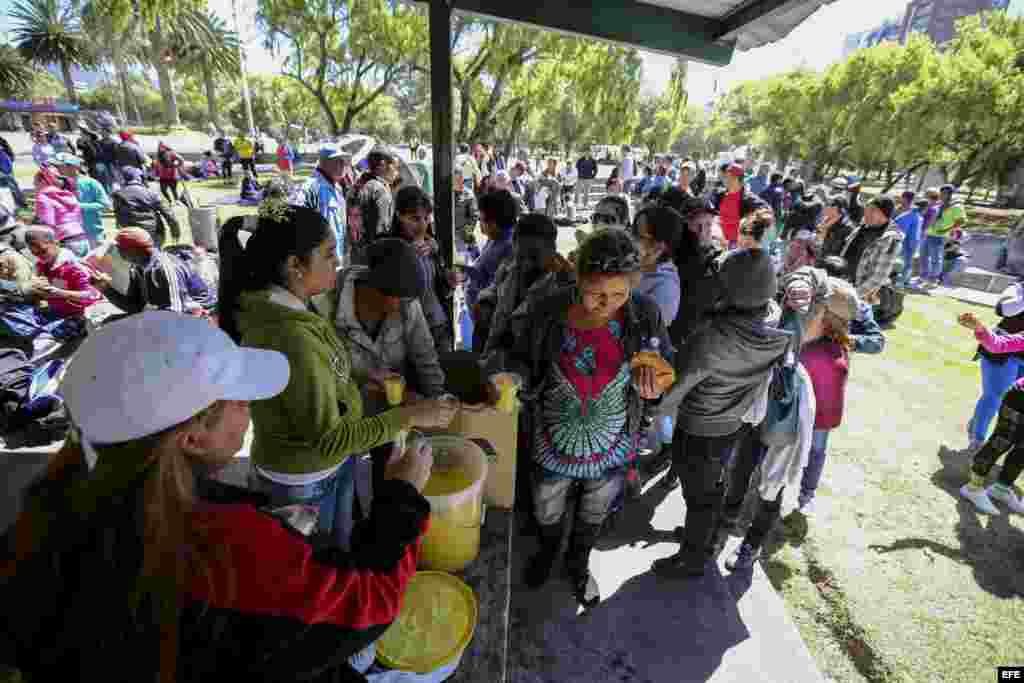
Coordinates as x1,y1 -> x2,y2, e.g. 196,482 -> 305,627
958,311 -> 986,333
632,365 -> 662,400
400,396 -> 459,430
30,280 -> 54,298
384,439 -> 434,493
87,267 -> 113,290
414,239 -> 435,258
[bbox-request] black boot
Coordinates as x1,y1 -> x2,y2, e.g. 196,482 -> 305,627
524,523 -> 562,589
566,522 -> 601,608
652,543 -> 708,578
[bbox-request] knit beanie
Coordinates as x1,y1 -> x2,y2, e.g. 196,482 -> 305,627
718,248 -> 777,311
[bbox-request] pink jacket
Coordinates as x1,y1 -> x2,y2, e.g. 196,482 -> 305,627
800,339 -> 849,430
34,186 -> 85,243
36,248 -> 101,317
977,328 -> 1024,391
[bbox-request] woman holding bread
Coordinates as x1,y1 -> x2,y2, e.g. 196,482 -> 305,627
498,228 -> 673,608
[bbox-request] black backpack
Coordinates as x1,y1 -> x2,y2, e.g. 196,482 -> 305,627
873,284 -> 905,325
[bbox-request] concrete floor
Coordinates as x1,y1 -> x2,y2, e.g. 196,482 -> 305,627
508,472 -> 824,683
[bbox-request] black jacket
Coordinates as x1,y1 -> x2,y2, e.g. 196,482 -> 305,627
494,286 -> 673,444
115,141 -> 146,170
669,246 -> 724,344
112,181 -> 180,247
1,457 -> 430,683
576,157 -> 598,180
819,216 -> 856,261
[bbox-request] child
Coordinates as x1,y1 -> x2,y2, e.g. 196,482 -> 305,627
239,170 -> 263,204
956,310 -> 1024,514
941,230 -> 969,287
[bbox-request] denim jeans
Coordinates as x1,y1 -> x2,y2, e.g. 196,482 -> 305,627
971,356 -> 1022,443
901,231 -> 920,285
250,457 -> 357,550
920,235 -> 945,282
799,429 -> 831,504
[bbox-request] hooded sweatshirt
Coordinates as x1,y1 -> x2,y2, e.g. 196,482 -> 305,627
637,261 -> 681,325
36,248 -> 101,317
35,186 -> 86,243
235,289 -> 404,476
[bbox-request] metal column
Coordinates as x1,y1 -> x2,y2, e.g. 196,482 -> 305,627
429,0 -> 454,269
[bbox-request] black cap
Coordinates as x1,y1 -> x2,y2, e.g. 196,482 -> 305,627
681,195 -> 718,217
366,238 -> 425,298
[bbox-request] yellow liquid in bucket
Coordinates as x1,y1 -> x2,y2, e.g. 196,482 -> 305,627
420,463 -> 482,572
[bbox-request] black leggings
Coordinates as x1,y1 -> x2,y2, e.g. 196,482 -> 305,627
723,426 -> 784,552
221,158 -> 233,178
672,428 -> 743,559
240,158 -> 257,175
159,179 -> 178,202
973,384 -> 1024,487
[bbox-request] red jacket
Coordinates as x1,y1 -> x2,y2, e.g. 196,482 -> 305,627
36,248 -> 101,317
155,146 -> 183,181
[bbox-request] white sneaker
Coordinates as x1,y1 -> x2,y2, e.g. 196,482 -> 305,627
960,483 -> 1000,514
989,483 -> 1024,514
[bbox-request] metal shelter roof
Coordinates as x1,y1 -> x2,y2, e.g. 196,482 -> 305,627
447,0 -> 838,66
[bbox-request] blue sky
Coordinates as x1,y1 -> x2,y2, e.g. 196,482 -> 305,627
1,0 -> 909,106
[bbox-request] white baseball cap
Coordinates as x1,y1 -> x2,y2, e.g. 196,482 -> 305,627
62,311 -> 290,445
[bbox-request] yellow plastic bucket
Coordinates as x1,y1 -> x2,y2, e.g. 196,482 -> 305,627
419,435 -> 488,572
376,571 -> 478,674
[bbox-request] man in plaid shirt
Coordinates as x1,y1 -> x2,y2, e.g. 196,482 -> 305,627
840,194 -> 904,303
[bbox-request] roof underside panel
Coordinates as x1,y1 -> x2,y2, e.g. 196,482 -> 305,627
637,0 -> 838,51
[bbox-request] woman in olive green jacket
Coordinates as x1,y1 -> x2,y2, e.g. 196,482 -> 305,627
219,206 -> 455,548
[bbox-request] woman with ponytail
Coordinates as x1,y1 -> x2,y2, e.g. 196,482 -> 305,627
218,202 -> 455,549
1,312 -> 436,681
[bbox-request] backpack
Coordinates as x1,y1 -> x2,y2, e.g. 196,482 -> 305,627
873,284 -> 904,325
759,311 -> 802,448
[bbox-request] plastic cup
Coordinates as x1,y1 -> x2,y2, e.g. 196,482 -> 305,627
489,373 -> 522,414
384,375 -> 406,406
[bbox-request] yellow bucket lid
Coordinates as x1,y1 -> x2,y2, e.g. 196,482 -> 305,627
376,571 -> 478,674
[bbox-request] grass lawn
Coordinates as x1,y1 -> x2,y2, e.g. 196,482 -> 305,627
760,292 -> 1024,682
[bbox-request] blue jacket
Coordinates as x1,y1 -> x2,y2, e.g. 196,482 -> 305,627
637,262 -> 681,326
851,300 -> 885,355
748,174 -> 769,197
894,208 -> 923,243
465,226 -> 514,306
75,176 -> 111,239
0,150 -> 12,176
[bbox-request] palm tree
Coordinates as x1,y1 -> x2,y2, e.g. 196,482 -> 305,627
0,43 -> 35,98
9,0 -> 92,104
82,0 -> 142,124
176,11 -> 240,129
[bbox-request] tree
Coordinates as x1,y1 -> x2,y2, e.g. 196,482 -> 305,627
258,0 -> 427,136
9,0 -> 93,103
0,44 -> 35,98
634,94 -> 673,158
175,11 -> 240,129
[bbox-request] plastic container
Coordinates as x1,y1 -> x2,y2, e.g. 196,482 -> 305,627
376,571 -> 478,675
489,372 -> 522,414
418,435 -> 488,572
189,205 -> 219,250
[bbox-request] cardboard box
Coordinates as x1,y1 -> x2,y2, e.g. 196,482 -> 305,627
443,402 -> 519,509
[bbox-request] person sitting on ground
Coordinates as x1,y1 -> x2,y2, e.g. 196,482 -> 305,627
112,166 -> 181,248
389,186 -> 459,353
0,311 -> 440,681
239,170 -> 263,204
24,226 -> 102,321
218,204 -> 456,552
838,194 -> 904,302
33,166 -> 90,258
315,237 -> 446,418
57,155 -> 111,250
88,228 -> 216,317
655,248 -> 792,579
956,310 -> 1024,515
499,228 -> 670,607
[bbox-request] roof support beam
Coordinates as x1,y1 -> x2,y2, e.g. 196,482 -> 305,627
450,0 -> 735,66
429,0 -> 455,273
715,0 -> 803,39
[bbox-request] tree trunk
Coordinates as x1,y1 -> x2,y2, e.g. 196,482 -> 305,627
456,84 -> 472,142
151,17 -> 180,126
504,105 -> 525,159
882,161 -> 929,194
202,61 -> 219,129
314,89 -> 340,137
60,58 -> 76,104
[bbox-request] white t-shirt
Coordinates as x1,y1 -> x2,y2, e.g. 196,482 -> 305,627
622,157 -> 635,181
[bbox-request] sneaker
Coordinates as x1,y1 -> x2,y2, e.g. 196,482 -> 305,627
960,483 -> 1000,514
989,483 -> 1024,514
725,542 -> 761,571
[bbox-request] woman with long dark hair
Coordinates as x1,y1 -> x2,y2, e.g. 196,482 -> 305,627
217,203 -> 455,549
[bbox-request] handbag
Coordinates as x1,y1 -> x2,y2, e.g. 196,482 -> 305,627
760,361 -> 801,447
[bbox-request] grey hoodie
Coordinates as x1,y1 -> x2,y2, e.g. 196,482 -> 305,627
662,302 -> 792,437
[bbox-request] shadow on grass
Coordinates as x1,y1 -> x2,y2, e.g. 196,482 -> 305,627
872,444 -> 1024,599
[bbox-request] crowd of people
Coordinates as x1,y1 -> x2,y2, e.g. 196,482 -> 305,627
4,118 -> 1021,683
